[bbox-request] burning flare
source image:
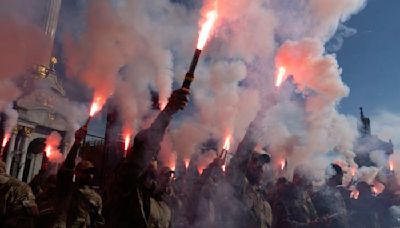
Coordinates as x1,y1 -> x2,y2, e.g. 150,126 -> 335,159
184,158 -> 190,170
221,164 -> 226,173
124,134 -> 131,152
45,145 -> 52,158
2,133 -> 10,148
89,96 -> 106,117
275,66 -> 287,87
223,136 -> 231,151
197,3 -> 218,50
389,160 -> 394,172
350,188 -> 360,200
280,159 -> 286,170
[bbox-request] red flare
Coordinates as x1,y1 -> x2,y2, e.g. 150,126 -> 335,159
223,136 -> 231,151
222,164 -> 226,173
372,182 -> 385,196
89,96 -> 105,117
275,66 -> 287,87
184,158 -> 190,169
389,160 -> 394,172
45,145 -> 52,158
198,167 -> 204,175
124,134 -> 131,152
280,159 -> 286,170
350,189 -> 359,199
197,2 -> 218,50
2,133 -> 10,148
159,101 -> 167,111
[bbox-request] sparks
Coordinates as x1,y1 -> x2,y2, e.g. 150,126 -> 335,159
223,136 -> 231,151
275,66 -> 287,87
197,3 -> 218,50
2,133 -> 10,148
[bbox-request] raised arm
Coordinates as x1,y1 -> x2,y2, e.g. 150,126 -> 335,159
127,89 -> 189,174
227,107 -> 266,187
57,126 -> 87,195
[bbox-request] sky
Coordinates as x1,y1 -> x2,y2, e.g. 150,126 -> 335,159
337,0 -> 400,117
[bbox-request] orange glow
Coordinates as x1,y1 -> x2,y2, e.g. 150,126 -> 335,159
45,145 -> 52,158
389,160 -> 394,172
159,101 -> 167,110
89,96 -> 106,117
351,167 -> 357,177
223,136 -> 231,151
198,166 -> 204,175
184,159 -> 190,169
350,189 -> 359,199
197,3 -> 218,50
280,159 -> 286,170
275,66 -> 287,87
372,182 -> 385,196
2,133 -> 10,148
124,134 -> 131,152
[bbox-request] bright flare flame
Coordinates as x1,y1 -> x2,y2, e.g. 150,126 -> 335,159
197,4 -> 218,50
223,136 -> 231,151
280,160 -> 286,170
184,159 -> 190,169
389,160 -> 394,171
222,164 -> 226,173
89,97 -> 105,117
372,182 -> 385,196
275,66 -> 287,87
198,167 -> 204,175
124,134 -> 131,152
159,101 -> 167,111
2,133 -> 10,148
45,145 -> 52,158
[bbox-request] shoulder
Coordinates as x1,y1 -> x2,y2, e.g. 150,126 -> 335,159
79,186 -> 102,207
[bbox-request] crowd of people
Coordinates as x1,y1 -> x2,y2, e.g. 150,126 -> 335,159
1,88 -> 400,228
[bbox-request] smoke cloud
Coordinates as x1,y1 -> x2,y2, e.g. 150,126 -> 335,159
45,131 -> 63,163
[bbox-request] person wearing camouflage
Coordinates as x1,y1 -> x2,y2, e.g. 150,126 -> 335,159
0,160 -> 38,228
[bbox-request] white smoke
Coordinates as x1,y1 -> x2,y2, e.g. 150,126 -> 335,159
58,0 -> 368,182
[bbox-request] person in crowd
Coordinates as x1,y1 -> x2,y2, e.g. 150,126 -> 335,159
35,175 -> 57,227
0,159 -> 38,227
105,88 -> 189,228
52,125 -> 105,227
226,109 -> 273,228
349,181 -> 380,228
272,167 -> 323,228
312,164 -> 349,228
